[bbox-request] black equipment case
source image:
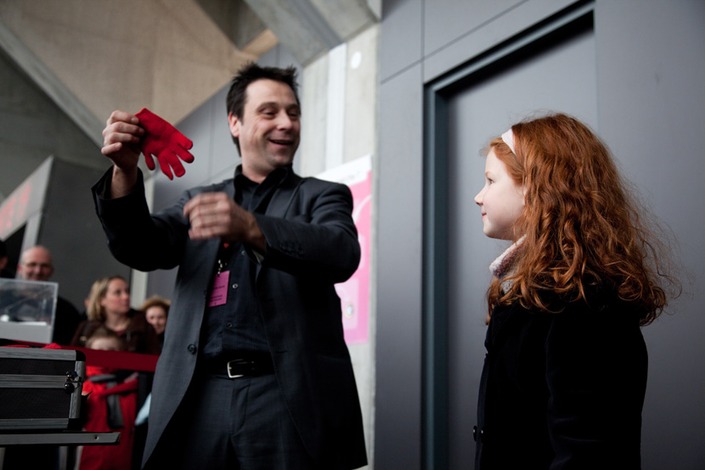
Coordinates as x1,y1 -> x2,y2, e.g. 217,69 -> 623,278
0,347 -> 85,431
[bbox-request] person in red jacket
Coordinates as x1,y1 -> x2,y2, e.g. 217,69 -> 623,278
79,326 -> 138,470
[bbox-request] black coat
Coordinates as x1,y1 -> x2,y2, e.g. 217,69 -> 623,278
475,290 -> 647,469
92,168 -> 367,469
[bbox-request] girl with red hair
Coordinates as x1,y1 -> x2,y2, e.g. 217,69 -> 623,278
472,113 -> 678,469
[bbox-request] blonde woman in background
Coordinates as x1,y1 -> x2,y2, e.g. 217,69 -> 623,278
71,275 -> 160,354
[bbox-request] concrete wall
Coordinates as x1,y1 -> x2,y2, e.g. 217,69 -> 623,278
0,48 -> 102,203
40,159 -> 130,308
376,0 -> 705,469
0,45 -> 131,311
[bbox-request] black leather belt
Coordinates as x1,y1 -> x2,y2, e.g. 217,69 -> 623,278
204,352 -> 274,379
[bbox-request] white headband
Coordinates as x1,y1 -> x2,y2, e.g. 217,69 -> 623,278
501,129 -> 517,155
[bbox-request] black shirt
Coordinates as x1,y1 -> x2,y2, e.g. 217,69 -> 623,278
200,166 -> 289,359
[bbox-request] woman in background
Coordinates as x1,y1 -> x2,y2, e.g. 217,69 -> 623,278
140,295 -> 170,349
472,113 -> 678,469
71,275 -> 160,355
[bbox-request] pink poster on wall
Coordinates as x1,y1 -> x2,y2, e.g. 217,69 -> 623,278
318,156 -> 371,344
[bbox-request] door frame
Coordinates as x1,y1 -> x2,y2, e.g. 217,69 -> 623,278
421,2 -> 595,468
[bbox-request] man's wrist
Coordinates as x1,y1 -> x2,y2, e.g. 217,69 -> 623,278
248,219 -> 266,253
241,212 -> 265,254
110,165 -> 139,198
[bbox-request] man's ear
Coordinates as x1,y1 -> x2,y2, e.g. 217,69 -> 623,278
228,113 -> 240,138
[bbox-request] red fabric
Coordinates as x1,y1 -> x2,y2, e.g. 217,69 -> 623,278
77,347 -> 158,372
3,342 -> 158,372
135,107 -> 194,180
79,365 -> 138,470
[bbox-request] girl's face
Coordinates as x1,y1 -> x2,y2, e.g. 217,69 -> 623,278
474,149 -> 525,240
145,306 -> 168,335
88,337 -> 122,351
100,278 -> 131,316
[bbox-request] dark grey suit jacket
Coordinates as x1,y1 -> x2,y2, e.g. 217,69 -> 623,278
92,167 -> 367,469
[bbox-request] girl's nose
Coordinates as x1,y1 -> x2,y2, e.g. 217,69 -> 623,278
474,189 -> 483,206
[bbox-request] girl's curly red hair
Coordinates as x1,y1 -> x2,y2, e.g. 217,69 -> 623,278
487,113 -> 677,325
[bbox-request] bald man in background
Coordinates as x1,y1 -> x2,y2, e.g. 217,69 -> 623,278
16,246 -> 84,345
0,246 -> 85,469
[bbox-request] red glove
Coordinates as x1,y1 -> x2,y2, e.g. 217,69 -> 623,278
135,108 -> 194,180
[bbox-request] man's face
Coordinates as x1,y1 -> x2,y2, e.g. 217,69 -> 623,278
229,79 -> 301,183
17,247 -> 54,281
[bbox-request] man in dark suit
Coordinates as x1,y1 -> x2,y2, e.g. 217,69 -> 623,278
93,63 -> 367,469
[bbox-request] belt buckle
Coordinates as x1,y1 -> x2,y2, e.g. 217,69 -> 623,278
226,359 -> 246,379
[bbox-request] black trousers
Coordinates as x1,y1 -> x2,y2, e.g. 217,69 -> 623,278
148,370 -> 315,470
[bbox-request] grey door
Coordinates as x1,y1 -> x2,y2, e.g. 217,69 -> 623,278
445,19 -> 597,469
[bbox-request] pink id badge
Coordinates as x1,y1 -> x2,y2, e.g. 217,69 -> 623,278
208,271 -> 229,307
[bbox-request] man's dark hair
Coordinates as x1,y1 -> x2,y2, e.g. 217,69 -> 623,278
226,62 -> 300,119
226,62 -> 300,153
0,239 -> 7,258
